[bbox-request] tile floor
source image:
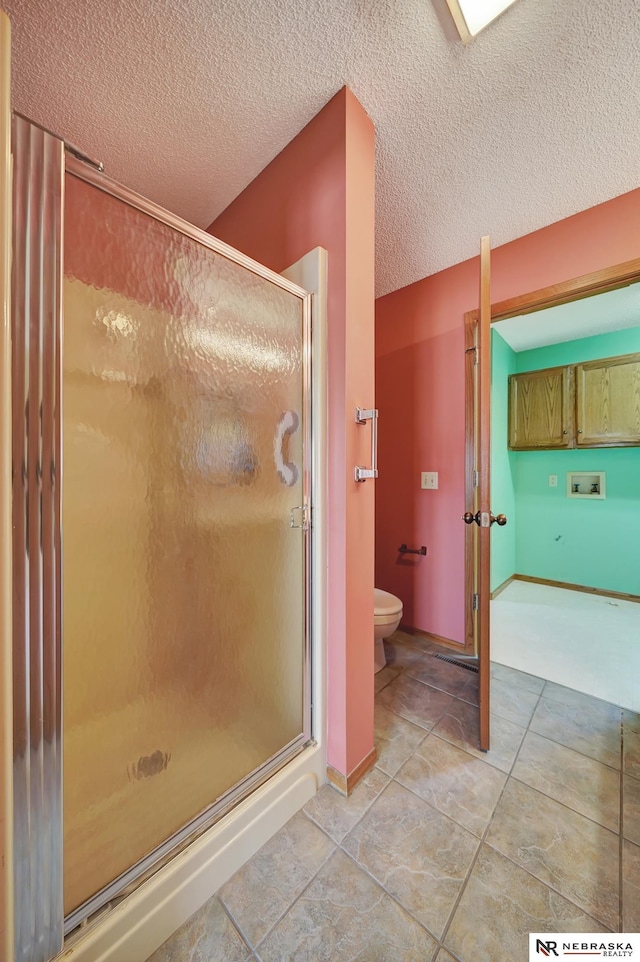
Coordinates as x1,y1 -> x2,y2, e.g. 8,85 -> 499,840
491,580 -> 640,712
148,629 -> 640,962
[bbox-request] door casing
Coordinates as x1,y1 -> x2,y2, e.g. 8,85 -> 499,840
464,253 -> 640,740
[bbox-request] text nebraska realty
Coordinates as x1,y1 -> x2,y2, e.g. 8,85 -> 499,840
539,942 -> 634,957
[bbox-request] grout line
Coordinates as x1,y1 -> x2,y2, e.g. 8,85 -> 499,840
337,844 -> 442,946
379,642 -> 622,943
218,897 -> 255,956
505,768 -> 620,835
303,769 -> 391,845
437,734 -> 521,951
221,814 -> 338,953
439,679 -> 621,946
526,717 -> 624,773
249,834 -> 337,953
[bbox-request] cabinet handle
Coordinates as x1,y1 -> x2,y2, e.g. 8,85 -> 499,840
578,429 -> 583,434
563,429 -> 568,435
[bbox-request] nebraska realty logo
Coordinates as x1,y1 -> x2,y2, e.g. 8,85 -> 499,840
530,934 -> 640,959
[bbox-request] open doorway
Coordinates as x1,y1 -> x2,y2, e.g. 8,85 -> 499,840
489,282 -> 640,712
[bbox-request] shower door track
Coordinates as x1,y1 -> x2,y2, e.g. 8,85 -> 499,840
64,734 -> 312,937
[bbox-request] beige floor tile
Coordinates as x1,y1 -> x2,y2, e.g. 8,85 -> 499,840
490,678 -> 540,727
432,698 -> 526,774
444,845 -> 609,962
257,849 -> 437,962
343,781 -> 479,937
435,952 -> 459,962
623,839 -> 640,931
513,731 -> 620,831
303,767 -> 389,843
384,637 -> 434,670
375,664 -> 403,693
374,704 -> 426,776
458,675 -> 479,707
219,812 -> 335,947
490,662 -> 545,694
530,695 -> 622,770
486,779 -> 619,928
542,682 -> 618,712
377,675 -> 453,731
624,728 -> 640,778
396,734 -> 507,837
408,656 -> 472,698
623,774 -> 640,845
624,710 -> 640,734
147,897 -> 251,962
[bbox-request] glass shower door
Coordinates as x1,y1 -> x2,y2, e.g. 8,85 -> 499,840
62,168 -> 311,922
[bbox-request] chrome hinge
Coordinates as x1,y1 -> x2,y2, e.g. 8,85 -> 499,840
290,504 -> 310,531
472,593 -> 479,611
473,470 -> 479,488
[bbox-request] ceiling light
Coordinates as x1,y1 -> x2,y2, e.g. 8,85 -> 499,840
445,0 -> 519,42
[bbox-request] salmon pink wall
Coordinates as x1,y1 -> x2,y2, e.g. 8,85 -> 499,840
376,187 -> 640,645
210,88 -> 376,778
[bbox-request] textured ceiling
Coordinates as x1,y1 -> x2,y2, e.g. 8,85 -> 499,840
494,283 -> 640,352
4,0 -> 640,297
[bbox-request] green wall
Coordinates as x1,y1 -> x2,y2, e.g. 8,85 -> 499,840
492,325 -> 640,595
491,330 -> 517,592
515,325 -> 640,370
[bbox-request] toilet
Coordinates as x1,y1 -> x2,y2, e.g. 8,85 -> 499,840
374,588 -> 403,673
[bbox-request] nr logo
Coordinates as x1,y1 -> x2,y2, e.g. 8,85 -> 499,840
536,941 -> 559,957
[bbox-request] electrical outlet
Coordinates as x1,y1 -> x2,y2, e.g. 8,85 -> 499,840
548,474 -> 558,488
421,472 -> 438,490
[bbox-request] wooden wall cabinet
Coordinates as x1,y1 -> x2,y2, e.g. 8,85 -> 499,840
576,352 -> 640,446
509,351 -> 640,450
508,365 -> 574,450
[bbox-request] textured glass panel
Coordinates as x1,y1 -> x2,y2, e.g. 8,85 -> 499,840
63,176 -> 307,915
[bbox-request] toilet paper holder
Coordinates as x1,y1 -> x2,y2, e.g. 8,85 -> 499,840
398,544 -> 427,556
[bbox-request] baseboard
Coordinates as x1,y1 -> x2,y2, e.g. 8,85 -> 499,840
511,574 -> 640,605
491,576 -> 515,600
327,746 -> 378,797
57,744 -> 325,962
399,624 -> 466,653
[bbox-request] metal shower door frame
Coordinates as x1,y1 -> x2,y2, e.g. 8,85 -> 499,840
12,112 -> 315,957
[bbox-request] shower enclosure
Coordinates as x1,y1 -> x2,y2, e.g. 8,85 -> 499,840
11,114 -> 314,961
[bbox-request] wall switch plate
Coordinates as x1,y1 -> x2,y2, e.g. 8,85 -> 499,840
548,475 -> 558,487
421,472 -> 438,489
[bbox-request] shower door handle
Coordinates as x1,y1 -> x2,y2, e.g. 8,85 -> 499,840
290,504 -> 310,531
354,407 -> 378,482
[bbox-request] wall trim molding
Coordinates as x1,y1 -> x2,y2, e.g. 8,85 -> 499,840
490,576 -> 515,600
327,746 -> 377,796
510,573 -> 640,605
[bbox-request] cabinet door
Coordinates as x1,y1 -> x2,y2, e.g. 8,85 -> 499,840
576,352 -> 640,446
508,366 -> 573,450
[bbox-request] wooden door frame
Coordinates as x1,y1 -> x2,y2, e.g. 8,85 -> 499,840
464,254 -> 640,653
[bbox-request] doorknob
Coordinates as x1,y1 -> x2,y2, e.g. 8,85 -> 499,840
462,511 -> 508,526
